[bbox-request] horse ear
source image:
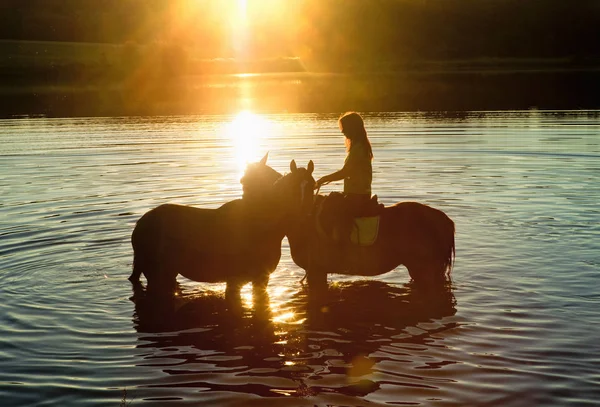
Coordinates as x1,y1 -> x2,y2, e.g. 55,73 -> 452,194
260,152 -> 269,165
307,160 -> 314,175
290,159 -> 297,172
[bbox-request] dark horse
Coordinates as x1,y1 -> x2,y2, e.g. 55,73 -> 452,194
238,162 -> 455,290
286,191 -> 455,290
129,154 -> 315,297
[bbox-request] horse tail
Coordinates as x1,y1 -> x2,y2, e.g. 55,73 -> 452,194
422,204 -> 455,279
440,215 -> 455,277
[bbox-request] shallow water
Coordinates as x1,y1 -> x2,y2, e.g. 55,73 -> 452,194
1,111 -> 599,406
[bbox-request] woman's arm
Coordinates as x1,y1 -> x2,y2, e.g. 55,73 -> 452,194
315,162 -> 352,188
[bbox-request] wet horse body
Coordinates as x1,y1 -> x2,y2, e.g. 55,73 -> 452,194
287,194 -> 455,289
130,157 -> 315,296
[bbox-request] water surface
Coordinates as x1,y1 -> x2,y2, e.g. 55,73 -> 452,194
1,111 -> 599,406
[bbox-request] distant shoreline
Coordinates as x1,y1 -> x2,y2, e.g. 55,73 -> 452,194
1,69 -> 599,118
2,39 -> 598,118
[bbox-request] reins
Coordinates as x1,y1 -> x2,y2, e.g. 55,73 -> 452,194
314,180 -> 331,202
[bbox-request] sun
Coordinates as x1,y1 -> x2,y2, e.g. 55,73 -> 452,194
226,110 -> 273,173
237,0 -> 248,19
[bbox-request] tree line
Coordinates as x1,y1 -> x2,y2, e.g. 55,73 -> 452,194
1,0 -> 598,70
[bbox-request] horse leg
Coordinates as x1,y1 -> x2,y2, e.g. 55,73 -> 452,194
147,273 -> 178,295
407,262 -> 446,289
225,279 -> 243,301
129,253 -> 146,283
251,272 -> 271,314
224,279 -> 244,315
252,271 -> 270,293
406,263 -> 420,282
145,254 -> 178,296
306,268 -> 328,293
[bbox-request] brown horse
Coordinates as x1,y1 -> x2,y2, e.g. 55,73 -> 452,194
236,161 -> 455,290
286,189 -> 455,291
129,154 -> 315,297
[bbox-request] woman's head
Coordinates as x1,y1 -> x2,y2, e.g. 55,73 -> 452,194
338,112 -> 373,158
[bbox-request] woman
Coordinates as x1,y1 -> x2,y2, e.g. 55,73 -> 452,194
315,112 -> 374,227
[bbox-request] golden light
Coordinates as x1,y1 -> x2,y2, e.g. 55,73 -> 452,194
232,0 -> 249,58
237,0 -> 248,21
240,283 -> 254,308
273,311 -> 297,324
226,110 -> 273,173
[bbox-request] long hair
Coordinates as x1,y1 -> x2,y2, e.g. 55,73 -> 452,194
338,112 -> 373,159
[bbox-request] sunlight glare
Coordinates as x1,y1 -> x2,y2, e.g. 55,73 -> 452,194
232,0 -> 249,58
227,111 -> 273,172
273,311 -> 297,324
240,283 -> 253,308
237,0 -> 248,20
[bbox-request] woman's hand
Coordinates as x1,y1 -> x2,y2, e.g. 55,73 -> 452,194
315,176 -> 329,189
315,169 -> 347,189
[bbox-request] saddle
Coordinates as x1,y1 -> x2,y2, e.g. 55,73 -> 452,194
316,192 -> 384,246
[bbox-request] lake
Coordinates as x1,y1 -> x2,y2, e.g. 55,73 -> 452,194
1,110 -> 599,406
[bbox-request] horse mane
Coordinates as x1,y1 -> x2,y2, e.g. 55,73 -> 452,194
241,162 -> 283,200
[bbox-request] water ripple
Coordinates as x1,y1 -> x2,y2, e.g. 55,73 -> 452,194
1,111 -> 599,406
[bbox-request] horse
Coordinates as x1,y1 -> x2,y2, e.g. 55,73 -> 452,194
237,161 -> 454,291
129,153 -> 315,298
285,190 -> 455,291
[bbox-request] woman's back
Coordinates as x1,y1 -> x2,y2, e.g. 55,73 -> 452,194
343,141 -> 372,195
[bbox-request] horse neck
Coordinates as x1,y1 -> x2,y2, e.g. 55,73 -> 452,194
253,169 -> 316,237
240,191 -> 294,239
241,165 -> 282,200
244,193 -> 286,217
284,194 -> 323,261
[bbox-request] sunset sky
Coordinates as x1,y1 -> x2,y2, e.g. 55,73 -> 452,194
2,0 -> 598,64
140,0 -> 301,58
1,0 -> 598,116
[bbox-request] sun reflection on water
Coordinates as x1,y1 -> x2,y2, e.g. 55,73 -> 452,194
273,311 -> 304,324
240,283 -> 254,308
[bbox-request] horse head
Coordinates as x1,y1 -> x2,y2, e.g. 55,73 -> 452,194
272,159 -> 315,217
240,154 -> 315,216
240,152 -> 283,200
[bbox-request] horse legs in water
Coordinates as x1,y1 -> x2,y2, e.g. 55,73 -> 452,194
224,272 -> 269,298
252,272 -> 270,293
406,260 -> 448,288
129,252 -> 152,284
129,257 -> 142,283
222,273 -> 271,311
145,261 -> 178,295
306,268 -> 328,294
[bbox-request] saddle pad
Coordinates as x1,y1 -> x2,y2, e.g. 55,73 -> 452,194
351,216 -> 380,246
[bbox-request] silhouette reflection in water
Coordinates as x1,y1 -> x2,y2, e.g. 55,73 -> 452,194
130,281 -> 457,400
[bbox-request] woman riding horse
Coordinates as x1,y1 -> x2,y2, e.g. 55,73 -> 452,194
315,112 -> 375,242
287,193 -> 455,291
239,160 -> 455,291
